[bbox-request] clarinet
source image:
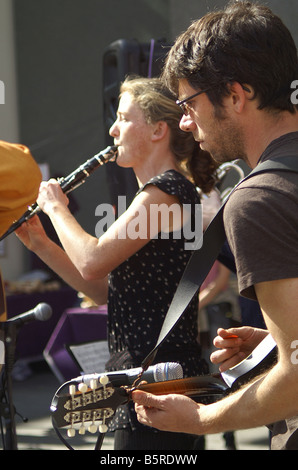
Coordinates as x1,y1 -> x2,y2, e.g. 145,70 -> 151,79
0,145 -> 118,242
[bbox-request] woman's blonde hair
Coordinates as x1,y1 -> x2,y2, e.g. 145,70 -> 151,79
120,75 -> 218,193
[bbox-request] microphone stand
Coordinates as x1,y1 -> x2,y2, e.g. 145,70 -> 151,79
95,432 -> 105,450
0,321 -> 19,450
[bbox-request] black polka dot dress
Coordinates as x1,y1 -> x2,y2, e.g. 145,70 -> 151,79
106,170 -> 208,432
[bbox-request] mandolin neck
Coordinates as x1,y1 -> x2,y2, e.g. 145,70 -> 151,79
135,374 -> 227,402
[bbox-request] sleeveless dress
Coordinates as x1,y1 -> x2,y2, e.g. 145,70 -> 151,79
106,170 -> 208,432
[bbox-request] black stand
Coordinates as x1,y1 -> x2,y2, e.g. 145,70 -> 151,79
0,322 -> 19,450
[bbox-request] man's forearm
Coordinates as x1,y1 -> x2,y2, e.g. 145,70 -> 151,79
133,360 -> 298,435
194,362 -> 298,435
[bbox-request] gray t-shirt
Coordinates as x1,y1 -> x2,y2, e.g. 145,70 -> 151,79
224,132 -> 298,300
223,131 -> 298,450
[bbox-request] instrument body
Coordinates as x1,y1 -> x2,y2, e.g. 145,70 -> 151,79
0,145 -> 118,241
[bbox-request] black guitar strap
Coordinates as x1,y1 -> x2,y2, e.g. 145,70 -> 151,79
141,156 -> 298,371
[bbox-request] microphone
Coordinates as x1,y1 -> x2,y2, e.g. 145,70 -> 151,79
72,362 -> 183,387
7,303 -> 52,327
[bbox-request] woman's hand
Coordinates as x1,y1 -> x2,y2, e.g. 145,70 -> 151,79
15,215 -> 48,252
37,179 -> 69,215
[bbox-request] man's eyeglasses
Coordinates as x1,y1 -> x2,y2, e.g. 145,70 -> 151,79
176,85 -> 251,116
176,89 -> 209,116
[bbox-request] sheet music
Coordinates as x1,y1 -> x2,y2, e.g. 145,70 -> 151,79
68,340 -> 110,374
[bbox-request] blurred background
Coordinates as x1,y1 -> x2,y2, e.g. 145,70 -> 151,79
1,0 -> 298,281
0,0 -> 294,450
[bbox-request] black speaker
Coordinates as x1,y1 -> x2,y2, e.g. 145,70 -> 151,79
102,39 -> 170,210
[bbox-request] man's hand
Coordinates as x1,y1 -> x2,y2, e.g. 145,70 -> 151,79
132,390 -> 204,434
211,326 -> 268,372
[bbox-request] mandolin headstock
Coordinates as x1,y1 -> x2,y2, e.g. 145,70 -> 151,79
50,376 -> 128,437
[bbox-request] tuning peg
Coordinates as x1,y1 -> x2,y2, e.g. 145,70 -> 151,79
79,424 -> 86,435
90,378 -> 98,390
99,375 -> 109,386
99,423 -> 108,433
67,427 -> 76,438
79,412 -> 86,435
88,411 -> 98,434
98,408 -> 109,434
78,383 -> 88,407
99,375 -> 109,399
78,383 -> 88,394
88,423 -> 98,434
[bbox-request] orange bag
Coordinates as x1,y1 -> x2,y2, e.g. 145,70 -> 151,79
0,140 -> 42,238
0,141 -> 42,321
